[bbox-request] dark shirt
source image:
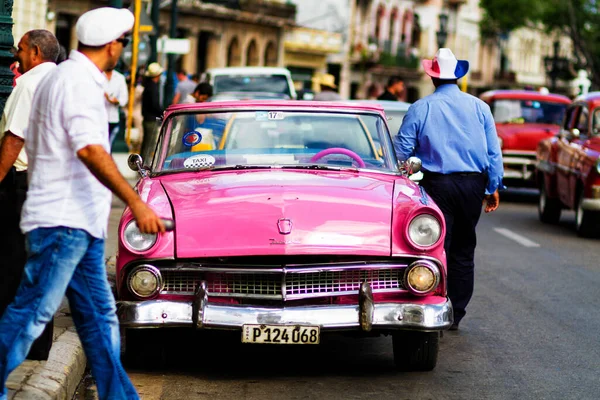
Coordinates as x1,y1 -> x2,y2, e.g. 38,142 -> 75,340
377,90 -> 397,101
142,79 -> 163,120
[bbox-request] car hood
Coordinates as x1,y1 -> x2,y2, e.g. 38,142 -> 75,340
160,170 -> 397,258
497,123 -> 559,151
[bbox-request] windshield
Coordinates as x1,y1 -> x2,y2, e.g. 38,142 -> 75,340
492,99 -> 567,125
153,110 -> 398,173
213,75 -> 291,97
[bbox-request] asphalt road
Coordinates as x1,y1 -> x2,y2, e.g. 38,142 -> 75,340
90,189 -> 600,400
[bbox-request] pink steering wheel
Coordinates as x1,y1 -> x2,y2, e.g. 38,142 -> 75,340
309,148 -> 366,168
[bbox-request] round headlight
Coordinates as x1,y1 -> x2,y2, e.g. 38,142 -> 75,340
123,220 -> 157,252
404,262 -> 439,295
127,265 -> 162,298
408,214 -> 442,247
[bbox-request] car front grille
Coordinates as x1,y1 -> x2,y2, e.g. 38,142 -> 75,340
160,267 -> 406,299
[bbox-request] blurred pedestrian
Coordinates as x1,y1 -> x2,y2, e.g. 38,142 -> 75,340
104,66 -> 128,149
0,8 -> 165,400
0,29 -> 59,363
140,62 -> 164,162
192,82 -> 213,103
394,48 -> 503,331
313,73 -> 342,101
378,76 -> 404,101
171,69 -> 196,104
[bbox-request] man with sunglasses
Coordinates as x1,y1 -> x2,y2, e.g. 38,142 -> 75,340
0,8 -> 163,400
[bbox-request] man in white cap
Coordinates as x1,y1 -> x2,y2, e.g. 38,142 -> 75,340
0,7 -> 164,400
394,48 -> 504,331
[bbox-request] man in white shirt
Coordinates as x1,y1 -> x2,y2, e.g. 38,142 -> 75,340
0,8 -> 164,400
0,29 -> 59,362
104,67 -> 128,148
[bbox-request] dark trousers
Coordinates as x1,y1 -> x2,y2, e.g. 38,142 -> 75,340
0,168 -> 53,360
421,172 -> 487,325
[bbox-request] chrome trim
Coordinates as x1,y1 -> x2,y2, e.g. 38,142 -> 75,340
192,281 -> 208,329
581,198 -> 600,211
127,265 -> 163,298
117,298 -> 453,331
404,260 -> 440,296
159,262 -> 409,274
359,281 -> 374,332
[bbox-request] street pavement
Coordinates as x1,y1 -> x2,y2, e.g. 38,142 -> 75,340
5,155 -> 132,400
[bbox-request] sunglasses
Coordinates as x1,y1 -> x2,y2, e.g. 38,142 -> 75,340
116,36 -> 130,47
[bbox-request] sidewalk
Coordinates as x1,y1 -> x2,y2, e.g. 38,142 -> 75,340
6,154 -> 133,400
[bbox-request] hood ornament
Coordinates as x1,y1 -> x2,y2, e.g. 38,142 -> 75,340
277,218 -> 293,235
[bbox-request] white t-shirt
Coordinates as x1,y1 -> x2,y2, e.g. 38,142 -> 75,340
104,69 -> 128,123
21,50 -> 111,238
0,62 -> 56,171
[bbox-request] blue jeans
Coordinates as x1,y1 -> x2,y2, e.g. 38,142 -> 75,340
0,227 -> 138,400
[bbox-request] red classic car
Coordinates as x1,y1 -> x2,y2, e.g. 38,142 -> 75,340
480,90 -> 571,187
116,101 -> 452,371
536,92 -> 600,237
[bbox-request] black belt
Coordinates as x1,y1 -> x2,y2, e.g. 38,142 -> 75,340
423,170 -> 484,177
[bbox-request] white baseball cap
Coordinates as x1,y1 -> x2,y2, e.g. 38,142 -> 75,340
76,7 -> 134,47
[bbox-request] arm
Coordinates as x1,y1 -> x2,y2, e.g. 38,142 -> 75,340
77,145 -> 165,233
0,132 -> 23,182
171,92 -> 181,105
393,103 -> 422,162
482,103 -> 504,212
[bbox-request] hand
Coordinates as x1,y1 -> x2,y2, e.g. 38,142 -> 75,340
130,200 -> 166,234
483,190 -> 500,213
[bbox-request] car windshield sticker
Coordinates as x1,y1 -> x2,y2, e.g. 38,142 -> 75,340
182,131 -> 202,147
256,111 -> 284,121
183,154 -> 216,169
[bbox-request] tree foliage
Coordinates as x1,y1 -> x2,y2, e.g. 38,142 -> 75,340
480,0 -> 600,86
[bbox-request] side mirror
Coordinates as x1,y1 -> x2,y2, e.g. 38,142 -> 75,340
404,156 -> 422,175
127,153 -> 148,178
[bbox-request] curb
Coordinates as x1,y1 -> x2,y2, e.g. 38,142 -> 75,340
7,329 -> 86,400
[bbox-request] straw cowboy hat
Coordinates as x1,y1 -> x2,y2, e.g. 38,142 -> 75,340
422,48 -> 469,80
144,62 -> 164,78
312,73 -> 337,89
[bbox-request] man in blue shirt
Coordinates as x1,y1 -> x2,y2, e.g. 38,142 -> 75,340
394,48 -> 503,331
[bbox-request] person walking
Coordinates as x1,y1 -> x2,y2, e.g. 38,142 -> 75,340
312,73 -> 342,101
104,66 -> 128,149
377,76 -> 404,101
394,48 -> 503,331
140,62 -> 164,162
0,29 -> 59,362
0,8 -> 165,400
171,69 -> 196,104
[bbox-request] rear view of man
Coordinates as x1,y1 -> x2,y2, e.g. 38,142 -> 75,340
0,29 -> 59,361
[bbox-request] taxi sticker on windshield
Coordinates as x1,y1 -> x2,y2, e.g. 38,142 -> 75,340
182,131 -> 202,147
183,154 -> 215,169
256,111 -> 284,121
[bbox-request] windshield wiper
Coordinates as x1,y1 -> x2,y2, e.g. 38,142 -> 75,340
282,165 -> 359,172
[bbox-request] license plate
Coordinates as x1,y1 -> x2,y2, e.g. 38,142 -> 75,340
242,324 -> 320,344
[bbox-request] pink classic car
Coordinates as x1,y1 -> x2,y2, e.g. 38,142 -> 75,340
116,101 -> 452,371
480,90 -> 571,187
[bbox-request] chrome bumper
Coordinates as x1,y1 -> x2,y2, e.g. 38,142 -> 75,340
581,198 -> 600,211
117,283 -> 453,332
503,155 -> 536,180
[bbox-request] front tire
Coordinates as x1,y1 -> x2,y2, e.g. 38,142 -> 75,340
575,191 -> 600,238
392,331 -> 439,371
538,179 -> 561,224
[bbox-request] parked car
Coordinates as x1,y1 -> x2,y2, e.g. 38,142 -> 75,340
350,99 -> 411,135
480,90 -> 571,187
116,100 -> 453,371
202,67 -> 297,100
536,92 -> 600,237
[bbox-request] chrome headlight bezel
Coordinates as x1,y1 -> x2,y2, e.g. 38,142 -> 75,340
127,264 -> 163,298
404,261 -> 440,296
406,213 -> 443,249
123,220 -> 158,253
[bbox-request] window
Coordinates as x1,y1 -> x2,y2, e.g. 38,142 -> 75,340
227,37 -> 241,66
264,42 -> 278,66
246,39 -> 259,66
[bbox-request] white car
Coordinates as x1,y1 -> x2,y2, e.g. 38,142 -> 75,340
202,67 -> 297,100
